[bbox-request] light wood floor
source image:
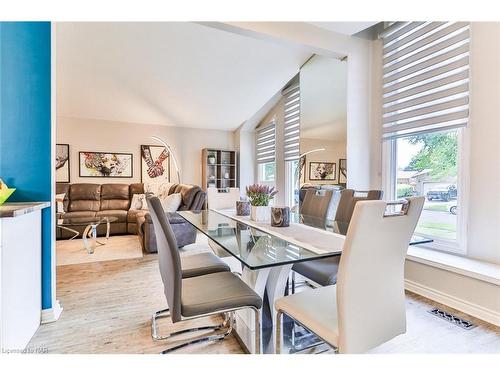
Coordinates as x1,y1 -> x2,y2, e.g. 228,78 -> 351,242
30,237 -> 500,354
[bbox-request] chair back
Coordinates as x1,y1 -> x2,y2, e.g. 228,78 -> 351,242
146,195 -> 183,323
300,189 -> 333,221
336,196 -> 424,353
334,189 -> 383,222
207,187 -> 241,210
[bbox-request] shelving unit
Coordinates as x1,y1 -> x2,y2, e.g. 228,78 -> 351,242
201,149 -> 238,192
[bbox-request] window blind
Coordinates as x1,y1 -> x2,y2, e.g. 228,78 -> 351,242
381,22 -> 470,140
282,78 -> 300,161
256,121 -> 276,164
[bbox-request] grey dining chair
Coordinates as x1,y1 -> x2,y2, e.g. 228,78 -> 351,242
292,189 -> 383,289
276,197 -> 425,354
300,189 -> 334,221
147,195 -> 262,353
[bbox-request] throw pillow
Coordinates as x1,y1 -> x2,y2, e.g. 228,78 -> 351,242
130,193 -> 148,210
160,192 -> 182,212
144,181 -> 175,200
55,193 -> 66,213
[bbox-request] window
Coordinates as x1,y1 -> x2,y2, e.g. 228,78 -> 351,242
381,22 -> 470,253
284,159 -> 299,209
256,120 -> 276,185
389,129 -> 462,246
258,162 -> 276,184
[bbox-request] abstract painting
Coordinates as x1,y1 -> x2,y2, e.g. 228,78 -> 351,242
140,145 -> 170,183
309,162 -> 336,181
79,152 -> 133,177
56,144 -> 70,183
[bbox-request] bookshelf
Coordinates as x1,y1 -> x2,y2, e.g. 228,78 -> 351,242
201,149 -> 238,192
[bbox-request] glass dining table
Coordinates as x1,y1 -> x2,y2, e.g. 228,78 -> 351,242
178,209 -> 432,354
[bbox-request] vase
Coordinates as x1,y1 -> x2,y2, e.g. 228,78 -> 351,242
250,205 -> 270,222
271,206 -> 290,227
236,200 -> 250,216
208,156 -> 216,164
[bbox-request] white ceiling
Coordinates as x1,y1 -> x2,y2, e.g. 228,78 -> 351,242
308,22 -> 379,35
56,22 -> 311,130
300,55 -> 347,141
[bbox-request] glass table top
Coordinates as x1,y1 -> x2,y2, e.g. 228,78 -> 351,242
178,210 -> 432,270
57,216 -> 118,226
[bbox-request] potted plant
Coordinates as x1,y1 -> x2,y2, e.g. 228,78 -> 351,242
246,184 -> 277,222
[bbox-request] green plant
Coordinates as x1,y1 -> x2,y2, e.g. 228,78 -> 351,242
245,184 -> 277,206
397,184 -> 414,198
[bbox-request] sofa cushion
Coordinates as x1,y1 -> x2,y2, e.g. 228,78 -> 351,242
171,184 -> 201,210
68,184 -> 101,212
129,183 -> 145,196
100,184 -> 130,211
60,211 -> 97,219
96,210 -> 128,223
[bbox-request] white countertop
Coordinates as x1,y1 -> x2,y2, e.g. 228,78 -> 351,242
0,202 -> 50,218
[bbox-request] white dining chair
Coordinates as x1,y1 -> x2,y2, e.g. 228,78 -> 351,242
275,196 -> 425,354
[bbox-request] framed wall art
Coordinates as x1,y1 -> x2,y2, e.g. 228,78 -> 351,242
309,161 -> 336,181
140,145 -> 170,183
56,143 -> 70,183
79,151 -> 133,178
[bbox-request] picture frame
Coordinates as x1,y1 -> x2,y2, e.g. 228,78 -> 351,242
79,151 -> 133,178
309,161 -> 336,181
140,145 -> 170,183
56,143 -> 70,183
339,158 -> 347,184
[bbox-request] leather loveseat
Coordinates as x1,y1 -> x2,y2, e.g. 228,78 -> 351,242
56,182 -> 205,253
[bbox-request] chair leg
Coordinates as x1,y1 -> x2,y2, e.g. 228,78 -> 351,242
152,308 -> 228,341
161,312 -> 234,354
291,272 -> 296,294
276,310 -> 283,354
253,307 -> 261,354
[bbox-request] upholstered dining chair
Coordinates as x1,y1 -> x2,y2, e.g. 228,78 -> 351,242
275,197 -> 425,354
147,195 -> 262,353
291,189 -> 383,289
300,189 -> 334,221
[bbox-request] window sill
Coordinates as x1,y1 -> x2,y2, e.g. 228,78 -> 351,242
406,246 -> 500,286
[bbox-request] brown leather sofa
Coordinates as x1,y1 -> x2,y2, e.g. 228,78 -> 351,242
56,182 -> 205,253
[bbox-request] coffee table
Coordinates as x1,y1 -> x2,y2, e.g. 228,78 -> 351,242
57,216 -> 118,254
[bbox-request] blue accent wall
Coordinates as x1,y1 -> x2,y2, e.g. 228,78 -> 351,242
0,22 -> 53,309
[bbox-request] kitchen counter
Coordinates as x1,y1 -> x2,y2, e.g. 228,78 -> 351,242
0,201 -> 50,218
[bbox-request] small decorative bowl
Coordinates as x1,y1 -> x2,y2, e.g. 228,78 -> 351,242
0,188 -> 16,205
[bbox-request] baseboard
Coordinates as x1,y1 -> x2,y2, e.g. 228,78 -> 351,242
405,279 -> 500,327
41,300 -> 63,324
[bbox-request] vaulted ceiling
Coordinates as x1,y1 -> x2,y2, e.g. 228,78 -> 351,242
56,22 -> 311,130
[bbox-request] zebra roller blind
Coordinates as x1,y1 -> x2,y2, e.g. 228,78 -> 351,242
282,78 -> 300,161
382,22 -> 470,140
256,121 -> 276,164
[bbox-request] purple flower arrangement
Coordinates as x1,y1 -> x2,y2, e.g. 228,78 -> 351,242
245,184 -> 278,206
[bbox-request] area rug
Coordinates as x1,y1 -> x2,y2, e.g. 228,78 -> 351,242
56,235 -> 144,266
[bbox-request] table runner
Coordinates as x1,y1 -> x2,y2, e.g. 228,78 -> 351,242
213,208 -> 344,255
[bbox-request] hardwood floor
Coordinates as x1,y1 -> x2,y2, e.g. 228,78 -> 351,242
29,237 -> 500,354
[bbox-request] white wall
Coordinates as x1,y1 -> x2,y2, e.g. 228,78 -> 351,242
466,22 -> 500,264
301,138 -> 346,185
233,127 -> 255,191
57,116 -> 235,186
